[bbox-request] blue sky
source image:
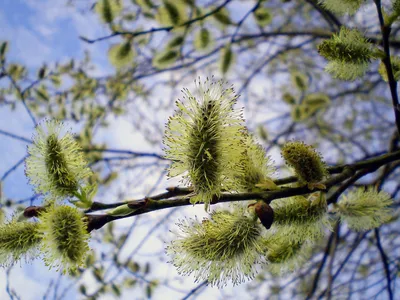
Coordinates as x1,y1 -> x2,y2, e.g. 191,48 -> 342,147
0,0 -> 113,70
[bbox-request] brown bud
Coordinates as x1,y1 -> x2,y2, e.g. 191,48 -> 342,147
23,206 -> 45,218
254,201 -> 274,229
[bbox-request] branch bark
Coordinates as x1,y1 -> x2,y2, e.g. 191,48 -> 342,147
84,149 -> 400,232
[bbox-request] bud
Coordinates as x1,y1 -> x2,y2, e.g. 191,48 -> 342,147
317,27 -> 380,80
166,205 -> 264,287
163,78 -> 245,208
263,231 -> 312,275
37,205 -> 90,273
271,194 -> 330,240
336,187 -> 393,231
25,120 -> 91,199
281,141 -> 328,189
252,201 -> 274,230
0,220 -> 41,266
236,135 -> 277,192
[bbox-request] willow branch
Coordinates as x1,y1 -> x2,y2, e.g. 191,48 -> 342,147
84,149 -> 400,232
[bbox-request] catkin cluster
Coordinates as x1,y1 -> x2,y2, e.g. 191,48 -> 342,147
0,120 -> 92,272
1,76 -> 393,288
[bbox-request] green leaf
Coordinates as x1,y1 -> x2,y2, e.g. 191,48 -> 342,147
0,41 -> 8,61
35,86 -> 50,102
257,124 -> 268,141
291,104 -> 315,122
93,267 -> 104,282
194,28 -> 212,50
253,7 -> 273,26
291,71 -> 308,92
123,278 -> 137,287
50,75 -> 62,87
108,42 -> 135,69
95,0 -> 122,23
164,1 -> 181,25
282,92 -> 297,105
156,1 -> 183,26
213,7 -> 232,25
134,0 -> 155,10
8,64 -> 26,81
303,93 -> 331,109
153,50 -> 178,68
85,252 -> 96,267
111,284 -> 121,297
128,261 -> 140,272
220,44 -> 234,74
167,35 -> 185,48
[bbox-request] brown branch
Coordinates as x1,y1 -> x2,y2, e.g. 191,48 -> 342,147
374,0 -> 400,135
375,228 -> 393,300
306,231 -> 335,299
84,149 -> 400,232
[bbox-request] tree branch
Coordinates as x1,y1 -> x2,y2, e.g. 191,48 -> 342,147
375,228 -> 393,300
374,0 -> 400,135
80,0 -> 232,44
84,149 -> 400,232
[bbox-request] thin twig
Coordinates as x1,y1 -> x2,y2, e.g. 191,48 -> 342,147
374,0 -> 400,135
375,228 -> 393,300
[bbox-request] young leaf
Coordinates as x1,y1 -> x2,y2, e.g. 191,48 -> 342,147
291,105 -> 314,122
167,35 -> 185,48
213,7 -> 232,25
108,42 -> 135,69
135,0 -> 155,10
194,28 -> 212,50
282,92 -> 297,105
153,50 -> 178,68
156,0 -> 185,26
0,41 -> 8,61
303,93 -> 331,109
220,44 -> 234,74
95,0 -> 122,23
291,71 -> 308,92
253,7 -> 273,26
